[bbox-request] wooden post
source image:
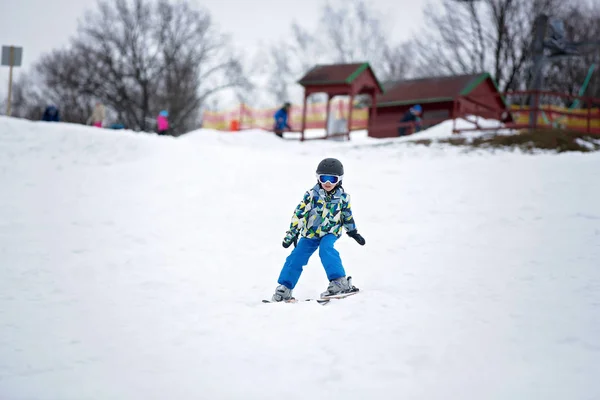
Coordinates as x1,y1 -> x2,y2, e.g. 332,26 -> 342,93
6,46 -> 14,116
347,93 -> 355,141
325,95 -> 332,139
452,98 -> 458,133
301,93 -> 308,142
369,89 -> 377,138
587,97 -> 591,134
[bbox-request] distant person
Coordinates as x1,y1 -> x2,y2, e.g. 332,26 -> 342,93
41,105 -> 60,122
398,104 -> 422,136
157,110 -> 169,135
273,102 -> 292,138
87,102 -> 106,127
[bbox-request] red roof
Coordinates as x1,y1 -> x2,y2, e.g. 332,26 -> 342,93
298,62 -> 384,92
377,73 -> 494,107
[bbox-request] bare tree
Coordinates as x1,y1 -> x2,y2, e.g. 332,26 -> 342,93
379,42 -> 416,83
261,22 -> 324,106
35,49 -> 97,124
317,0 -> 414,80
153,0 -> 249,133
34,0 -> 244,134
2,73 -> 45,120
260,0 -> 415,105
319,0 -> 380,63
266,43 -> 294,105
415,0 -> 567,92
229,53 -> 256,106
543,2 -> 600,101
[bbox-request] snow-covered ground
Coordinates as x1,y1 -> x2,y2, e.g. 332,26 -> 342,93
0,116 -> 599,400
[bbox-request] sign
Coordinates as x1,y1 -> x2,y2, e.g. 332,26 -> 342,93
1,46 -> 23,67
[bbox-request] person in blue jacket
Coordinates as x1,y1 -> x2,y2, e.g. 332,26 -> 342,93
41,105 -> 60,122
398,104 -> 422,136
273,102 -> 291,138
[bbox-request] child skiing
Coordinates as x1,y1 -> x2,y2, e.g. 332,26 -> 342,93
270,158 -> 366,302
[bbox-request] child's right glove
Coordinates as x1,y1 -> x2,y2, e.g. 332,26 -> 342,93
282,231 -> 298,248
346,230 -> 366,246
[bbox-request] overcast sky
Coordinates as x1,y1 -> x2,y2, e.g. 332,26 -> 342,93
0,0 -> 431,103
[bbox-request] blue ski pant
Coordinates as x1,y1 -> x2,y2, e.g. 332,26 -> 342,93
277,234 -> 345,289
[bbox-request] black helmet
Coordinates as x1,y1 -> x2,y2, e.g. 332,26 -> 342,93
316,158 -> 344,176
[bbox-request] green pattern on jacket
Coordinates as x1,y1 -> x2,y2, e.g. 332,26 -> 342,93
287,184 -> 357,238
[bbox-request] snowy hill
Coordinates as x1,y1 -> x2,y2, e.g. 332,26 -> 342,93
1,116 -> 599,400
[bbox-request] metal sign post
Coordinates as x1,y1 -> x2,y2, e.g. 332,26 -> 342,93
1,46 -> 23,116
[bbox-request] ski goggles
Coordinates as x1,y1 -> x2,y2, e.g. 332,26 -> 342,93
317,174 -> 342,184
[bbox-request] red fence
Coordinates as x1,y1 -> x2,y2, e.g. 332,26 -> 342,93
202,100 -> 369,132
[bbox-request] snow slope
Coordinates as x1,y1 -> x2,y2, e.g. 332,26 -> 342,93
0,116 -> 599,400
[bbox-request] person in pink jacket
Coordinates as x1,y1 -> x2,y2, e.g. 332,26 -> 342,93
87,102 -> 105,128
157,110 -> 169,135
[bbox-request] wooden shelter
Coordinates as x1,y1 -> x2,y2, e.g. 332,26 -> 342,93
370,73 -> 506,138
297,62 -> 384,141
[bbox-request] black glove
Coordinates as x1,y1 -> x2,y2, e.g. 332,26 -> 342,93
346,230 -> 365,246
282,231 -> 298,248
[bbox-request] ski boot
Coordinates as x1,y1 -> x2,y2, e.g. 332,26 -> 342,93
320,276 -> 358,299
271,284 -> 296,302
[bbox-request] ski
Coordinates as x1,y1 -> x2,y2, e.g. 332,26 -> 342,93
262,298 -> 298,304
262,298 -> 330,305
262,288 -> 359,305
313,289 -> 359,304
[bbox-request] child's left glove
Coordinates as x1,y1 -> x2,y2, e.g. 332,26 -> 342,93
346,229 -> 366,246
282,231 -> 298,248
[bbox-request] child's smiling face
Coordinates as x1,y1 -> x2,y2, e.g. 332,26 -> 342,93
320,180 -> 336,192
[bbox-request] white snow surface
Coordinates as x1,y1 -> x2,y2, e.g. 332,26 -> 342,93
0,116 -> 599,400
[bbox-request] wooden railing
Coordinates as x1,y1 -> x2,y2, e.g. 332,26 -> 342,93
452,91 -> 600,135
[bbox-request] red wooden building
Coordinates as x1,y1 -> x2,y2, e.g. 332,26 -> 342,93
369,72 -> 506,138
297,62 -> 384,141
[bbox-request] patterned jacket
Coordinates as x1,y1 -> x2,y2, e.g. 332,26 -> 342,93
287,184 -> 357,239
